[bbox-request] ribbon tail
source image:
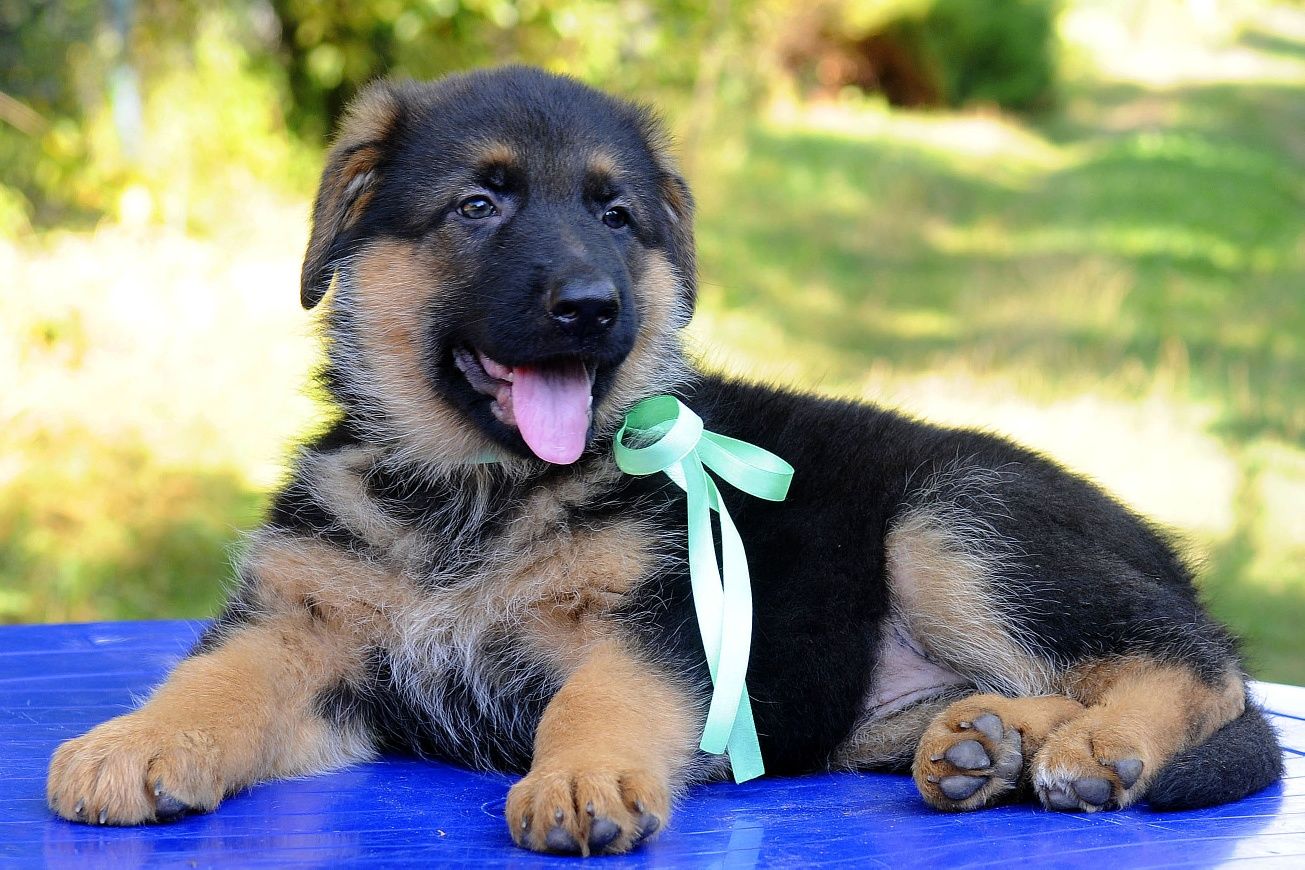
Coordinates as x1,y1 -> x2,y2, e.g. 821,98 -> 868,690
726,686 -> 764,783
700,476 -> 753,755
681,454 -> 741,760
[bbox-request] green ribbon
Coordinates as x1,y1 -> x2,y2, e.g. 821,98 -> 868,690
613,395 -> 794,783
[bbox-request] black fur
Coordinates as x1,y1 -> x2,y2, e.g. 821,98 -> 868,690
1147,704 -> 1285,810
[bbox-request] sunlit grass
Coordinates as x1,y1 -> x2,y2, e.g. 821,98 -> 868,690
0,195 -> 321,622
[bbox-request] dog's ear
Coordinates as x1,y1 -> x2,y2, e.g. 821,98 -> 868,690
657,168 -> 697,324
300,81 -> 403,309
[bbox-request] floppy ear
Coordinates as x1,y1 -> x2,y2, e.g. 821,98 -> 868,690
300,81 -> 403,309
657,169 -> 697,323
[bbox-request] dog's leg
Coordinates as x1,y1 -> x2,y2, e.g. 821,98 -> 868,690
47,616 -> 371,825
1030,657 -> 1245,811
913,692 -> 1087,810
506,639 -> 699,855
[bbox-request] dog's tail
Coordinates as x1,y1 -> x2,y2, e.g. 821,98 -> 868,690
1147,700 -> 1284,810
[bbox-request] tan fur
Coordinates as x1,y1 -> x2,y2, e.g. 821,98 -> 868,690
337,240 -> 690,472
887,504 -> 1055,697
914,693 -> 1087,810
46,618 -> 372,825
475,141 -> 521,168
343,239 -> 490,464
1031,658 -> 1245,808
301,83 -> 401,304
244,532 -> 408,638
48,483 -> 662,827
587,150 -> 622,180
250,453 -> 658,726
506,640 -> 697,855
299,446 -> 421,560
334,83 -> 401,154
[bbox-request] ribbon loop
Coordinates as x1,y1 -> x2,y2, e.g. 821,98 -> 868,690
614,395 -> 794,783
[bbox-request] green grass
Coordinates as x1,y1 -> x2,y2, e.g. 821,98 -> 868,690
3,4 -> 1303,682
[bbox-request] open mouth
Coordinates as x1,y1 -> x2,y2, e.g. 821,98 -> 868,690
453,345 -> 597,465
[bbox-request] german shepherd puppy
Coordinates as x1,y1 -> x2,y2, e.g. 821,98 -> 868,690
47,67 -> 1281,854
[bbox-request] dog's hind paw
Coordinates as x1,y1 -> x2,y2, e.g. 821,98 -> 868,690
1032,713 -> 1149,811
47,713 -> 222,825
914,705 -> 1025,810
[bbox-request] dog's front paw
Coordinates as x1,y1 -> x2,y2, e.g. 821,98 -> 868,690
506,761 -> 669,855
1032,714 -> 1148,812
47,713 -> 225,825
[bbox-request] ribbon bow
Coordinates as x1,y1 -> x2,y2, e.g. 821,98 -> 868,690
613,395 -> 794,782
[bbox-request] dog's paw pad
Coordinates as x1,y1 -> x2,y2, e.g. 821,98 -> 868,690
587,816 -> 621,850
1039,775 -> 1117,812
545,823 -> 581,852
915,707 -> 1025,811
151,787 -> 196,822
1108,758 -> 1144,790
971,713 -> 1004,744
1042,784 -> 1081,811
944,740 -> 991,770
939,774 -> 987,801
634,801 -> 662,843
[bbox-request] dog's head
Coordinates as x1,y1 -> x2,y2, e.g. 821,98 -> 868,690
302,67 -> 695,467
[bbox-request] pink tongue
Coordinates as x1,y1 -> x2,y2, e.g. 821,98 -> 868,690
512,359 -> 592,464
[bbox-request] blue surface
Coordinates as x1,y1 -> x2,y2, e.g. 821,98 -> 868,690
1,621 -> 1302,868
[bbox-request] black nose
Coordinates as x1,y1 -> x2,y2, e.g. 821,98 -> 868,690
548,278 -> 620,336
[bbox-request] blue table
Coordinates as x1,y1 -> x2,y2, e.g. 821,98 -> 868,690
2,621 -> 1302,868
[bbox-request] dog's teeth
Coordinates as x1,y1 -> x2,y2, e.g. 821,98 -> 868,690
477,351 -> 514,382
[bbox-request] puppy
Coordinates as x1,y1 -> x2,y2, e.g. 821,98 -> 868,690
47,66 -> 1282,854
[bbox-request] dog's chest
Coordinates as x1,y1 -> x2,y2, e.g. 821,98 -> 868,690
352,511 -> 654,769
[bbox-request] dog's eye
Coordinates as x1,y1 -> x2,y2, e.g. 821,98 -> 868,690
601,206 -> 629,230
458,196 -> 498,220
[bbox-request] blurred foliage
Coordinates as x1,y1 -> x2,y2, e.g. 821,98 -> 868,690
1,1 -> 1303,683
270,0 -> 739,140
1,1 -> 314,232
1,0 -> 1064,230
792,0 -> 1061,109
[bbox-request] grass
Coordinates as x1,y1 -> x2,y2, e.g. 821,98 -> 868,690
2,4 -> 1303,682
